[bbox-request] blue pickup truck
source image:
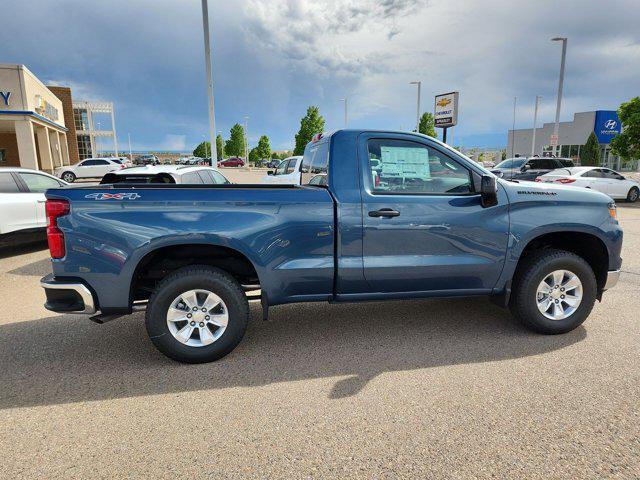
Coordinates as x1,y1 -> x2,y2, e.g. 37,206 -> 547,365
41,130 -> 623,363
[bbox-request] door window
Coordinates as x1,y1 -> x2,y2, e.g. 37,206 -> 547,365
583,169 -> 604,178
18,173 -> 62,192
0,172 -> 20,193
367,139 -> 472,194
181,172 -> 203,184
196,170 -> 215,183
301,140 -> 329,185
285,159 -> 297,174
211,171 -> 229,184
602,169 -> 624,180
275,160 -> 288,175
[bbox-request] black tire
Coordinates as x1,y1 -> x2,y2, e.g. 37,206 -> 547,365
627,187 -> 639,203
509,249 -> 597,334
61,171 -> 76,183
145,265 -> 249,363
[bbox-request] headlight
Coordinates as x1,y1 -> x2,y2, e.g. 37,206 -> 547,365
608,202 -> 617,220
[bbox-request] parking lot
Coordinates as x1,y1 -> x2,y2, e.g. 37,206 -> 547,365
0,201 -> 638,478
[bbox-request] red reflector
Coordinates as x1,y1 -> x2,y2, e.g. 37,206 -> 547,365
45,199 -> 70,259
556,178 -> 576,184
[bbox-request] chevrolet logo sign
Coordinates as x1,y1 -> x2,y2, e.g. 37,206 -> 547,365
436,98 -> 451,108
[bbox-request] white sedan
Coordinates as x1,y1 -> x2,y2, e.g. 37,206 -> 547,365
0,167 -> 67,246
536,166 -> 639,202
55,157 -> 123,183
261,156 -> 303,184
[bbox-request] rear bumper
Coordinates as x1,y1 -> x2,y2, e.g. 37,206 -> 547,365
40,274 -> 96,314
603,269 -> 620,291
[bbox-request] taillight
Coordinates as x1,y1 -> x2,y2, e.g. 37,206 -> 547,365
555,178 -> 576,184
119,164 -> 125,169
534,178 -> 542,182
46,199 -> 70,259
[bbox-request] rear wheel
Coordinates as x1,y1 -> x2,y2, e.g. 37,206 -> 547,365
510,249 -> 597,334
627,187 -> 639,203
61,171 -> 76,183
145,266 -> 249,363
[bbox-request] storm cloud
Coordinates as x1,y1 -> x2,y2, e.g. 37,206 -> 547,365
1,0 -> 638,150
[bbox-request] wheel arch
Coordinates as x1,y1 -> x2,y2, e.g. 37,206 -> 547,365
129,241 -> 262,306
512,230 -> 609,293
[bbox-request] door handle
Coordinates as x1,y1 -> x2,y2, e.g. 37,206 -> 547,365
368,208 -> 400,218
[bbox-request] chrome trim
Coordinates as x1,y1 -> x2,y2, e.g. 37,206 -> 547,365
603,270 -> 621,291
40,278 -> 96,314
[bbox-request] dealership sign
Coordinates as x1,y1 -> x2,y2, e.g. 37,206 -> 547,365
434,92 -> 459,128
0,91 -> 10,106
593,110 -> 621,144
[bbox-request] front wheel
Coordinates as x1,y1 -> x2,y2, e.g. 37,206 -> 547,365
61,171 -> 76,183
509,249 -> 597,334
145,266 -> 249,363
627,187 -> 639,203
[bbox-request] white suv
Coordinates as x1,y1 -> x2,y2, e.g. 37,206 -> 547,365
0,167 -> 67,247
56,158 -> 122,183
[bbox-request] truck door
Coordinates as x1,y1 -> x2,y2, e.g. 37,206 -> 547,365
359,133 -> 509,294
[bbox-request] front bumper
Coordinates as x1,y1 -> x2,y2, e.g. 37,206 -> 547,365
40,274 -> 96,314
603,269 -> 621,291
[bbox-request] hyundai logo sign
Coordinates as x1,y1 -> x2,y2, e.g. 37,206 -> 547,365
594,111 -> 621,144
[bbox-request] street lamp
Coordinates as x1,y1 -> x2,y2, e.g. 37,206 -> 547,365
510,97 -> 516,158
409,81 -> 421,132
340,98 -> 348,128
551,37 -> 568,157
531,95 -> 541,157
201,0 -> 217,162
244,115 -> 249,162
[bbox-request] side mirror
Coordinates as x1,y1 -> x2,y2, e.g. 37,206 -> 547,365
480,174 -> 498,208
267,170 -> 274,175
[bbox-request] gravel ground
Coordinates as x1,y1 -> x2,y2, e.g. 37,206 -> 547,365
0,202 -> 638,479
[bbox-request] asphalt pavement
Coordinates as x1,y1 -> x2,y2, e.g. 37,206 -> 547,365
0,204 -> 638,479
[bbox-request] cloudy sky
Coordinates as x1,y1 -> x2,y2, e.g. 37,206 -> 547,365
2,0 -> 638,151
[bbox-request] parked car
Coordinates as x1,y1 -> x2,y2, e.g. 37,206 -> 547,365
218,157 -> 245,167
491,157 -> 574,180
100,165 -> 231,185
135,155 -> 159,166
41,129 -> 622,364
536,167 -> 640,202
261,156 -> 303,184
55,158 -> 123,183
0,167 -> 67,247
266,159 -> 281,169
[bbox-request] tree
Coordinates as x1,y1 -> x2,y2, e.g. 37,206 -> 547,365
580,132 -> 601,166
248,147 -> 260,164
501,150 -> 507,161
193,141 -> 211,158
294,106 -> 325,155
225,123 -> 246,157
611,97 -> 640,161
255,135 -> 271,160
418,112 -> 436,137
216,134 -> 224,160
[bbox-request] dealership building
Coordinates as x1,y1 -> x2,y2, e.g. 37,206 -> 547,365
0,63 -> 118,173
507,110 -> 627,170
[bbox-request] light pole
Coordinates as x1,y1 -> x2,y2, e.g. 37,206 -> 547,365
128,133 -> 133,163
410,81 -> 421,132
510,97 -> 517,158
531,95 -> 541,157
96,121 -> 101,156
244,115 -> 249,162
551,37 -> 567,157
340,98 -> 348,127
201,0 -> 217,162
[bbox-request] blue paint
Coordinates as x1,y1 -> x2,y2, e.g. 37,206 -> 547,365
44,129 -> 623,313
594,110 -> 621,144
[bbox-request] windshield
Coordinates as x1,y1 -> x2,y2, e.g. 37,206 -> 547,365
495,158 -> 526,169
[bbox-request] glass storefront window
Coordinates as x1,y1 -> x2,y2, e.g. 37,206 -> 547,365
560,145 -> 570,157
570,145 -> 579,158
